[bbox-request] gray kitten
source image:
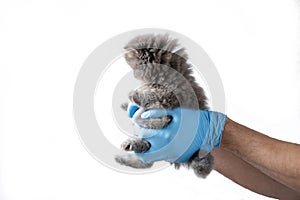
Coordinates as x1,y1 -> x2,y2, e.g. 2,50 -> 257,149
115,34 -> 214,178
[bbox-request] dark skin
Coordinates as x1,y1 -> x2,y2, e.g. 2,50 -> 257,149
212,118 -> 300,199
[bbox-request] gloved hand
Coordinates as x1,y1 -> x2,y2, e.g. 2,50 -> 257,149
128,104 -> 227,163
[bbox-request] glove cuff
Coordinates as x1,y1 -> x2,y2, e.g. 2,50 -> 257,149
206,111 -> 227,149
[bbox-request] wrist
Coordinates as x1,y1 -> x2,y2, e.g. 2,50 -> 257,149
219,117 -> 232,149
220,117 -> 244,155
200,111 -> 227,151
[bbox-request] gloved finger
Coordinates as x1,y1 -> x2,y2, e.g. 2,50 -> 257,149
127,102 -> 139,118
141,109 -> 169,119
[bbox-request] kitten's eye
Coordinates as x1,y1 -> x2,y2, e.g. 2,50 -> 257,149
144,102 -> 150,107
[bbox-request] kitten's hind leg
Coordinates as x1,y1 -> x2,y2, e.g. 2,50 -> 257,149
121,139 -> 151,152
115,154 -> 153,169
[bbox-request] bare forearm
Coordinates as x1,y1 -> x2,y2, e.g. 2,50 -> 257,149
212,148 -> 300,199
221,118 -> 300,192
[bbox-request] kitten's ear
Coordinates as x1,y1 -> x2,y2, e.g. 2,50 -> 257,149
125,48 -> 138,59
124,48 -> 139,68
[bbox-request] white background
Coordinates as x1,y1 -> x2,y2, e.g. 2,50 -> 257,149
1,0 -> 300,199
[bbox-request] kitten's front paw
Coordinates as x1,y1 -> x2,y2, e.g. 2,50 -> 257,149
135,116 -> 172,129
121,102 -> 128,111
121,139 -> 151,152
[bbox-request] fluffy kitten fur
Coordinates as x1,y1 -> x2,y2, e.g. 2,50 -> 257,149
115,34 -> 214,178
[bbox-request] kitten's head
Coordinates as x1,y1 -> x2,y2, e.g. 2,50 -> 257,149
124,34 -> 191,83
124,47 -> 173,70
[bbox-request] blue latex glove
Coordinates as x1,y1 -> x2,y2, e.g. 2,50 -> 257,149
128,104 -> 227,163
